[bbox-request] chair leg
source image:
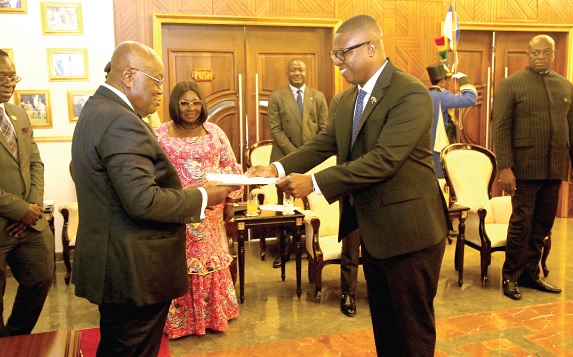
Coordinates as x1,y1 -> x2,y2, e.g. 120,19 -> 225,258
259,234 -> 266,261
480,251 -> 490,289
307,258 -> 316,284
541,232 -> 551,277
315,265 -> 324,303
63,244 -> 72,285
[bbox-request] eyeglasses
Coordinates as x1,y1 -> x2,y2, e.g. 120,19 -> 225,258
179,99 -> 203,108
529,49 -> 554,57
128,68 -> 163,88
0,74 -> 22,84
329,41 -> 372,62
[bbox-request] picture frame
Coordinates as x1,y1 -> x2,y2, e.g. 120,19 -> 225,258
14,90 -> 52,128
1,48 -> 15,63
67,90 -> 93,122
47,48 -> 88,81
40,2 -> 83,35
0,0 -> 27,13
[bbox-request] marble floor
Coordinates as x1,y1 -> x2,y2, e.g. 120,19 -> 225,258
3,217 -> 573,356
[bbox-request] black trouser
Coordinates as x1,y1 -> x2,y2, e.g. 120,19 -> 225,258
97,301 -> 170,357
363,238 -> 445,357
502,180 -> 561,282
340,229 -> 361,296
0,227 -> 53,337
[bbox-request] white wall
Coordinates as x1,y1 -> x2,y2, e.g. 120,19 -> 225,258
1,0 -> 115,252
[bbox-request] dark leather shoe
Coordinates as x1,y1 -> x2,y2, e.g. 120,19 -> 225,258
340,295 -> 356,317
272,254 -> 290,268
503,280 -> 522,300
518,276 -> 561,293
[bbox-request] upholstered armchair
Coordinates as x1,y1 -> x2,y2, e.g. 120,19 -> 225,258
441,143 -> 551,288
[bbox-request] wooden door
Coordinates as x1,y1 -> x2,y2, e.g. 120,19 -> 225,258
245,26 -> 333,146
160,24 -> 246,161
159,23 -> 334,166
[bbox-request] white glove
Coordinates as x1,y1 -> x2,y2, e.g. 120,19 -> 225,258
452,72 -> 466,79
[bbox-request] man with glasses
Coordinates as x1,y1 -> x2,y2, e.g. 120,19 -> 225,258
0,49 -> 54,338
493,34 -> 572,301
71,41 -> 237,356
247,15 -> 450,355
266,58 -> 328,268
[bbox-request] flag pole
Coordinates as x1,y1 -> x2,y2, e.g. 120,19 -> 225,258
450,0 -> 460,140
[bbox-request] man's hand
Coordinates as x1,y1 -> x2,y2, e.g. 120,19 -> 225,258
6,222 -> 29,238
499,168 -> 516,196
245,165 -> 278,178
452,72 -> 467,79
202,181 -> 241,207
20,203 -> 44,227
277,174 -> 313,198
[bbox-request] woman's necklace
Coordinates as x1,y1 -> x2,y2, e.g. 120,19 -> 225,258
177,123 -> 201,132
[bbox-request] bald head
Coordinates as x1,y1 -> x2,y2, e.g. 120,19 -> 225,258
527,34 -> 555,73
106,41 -> 164,117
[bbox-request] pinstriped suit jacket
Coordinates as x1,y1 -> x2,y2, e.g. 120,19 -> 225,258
492,66 -> 573,180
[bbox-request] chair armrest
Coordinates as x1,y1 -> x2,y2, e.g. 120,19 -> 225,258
490,196 -> 512,223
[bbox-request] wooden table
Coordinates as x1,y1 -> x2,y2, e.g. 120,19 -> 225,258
0,329 -> 82,357
448,203 -> 470,287
227,208 -> 305,303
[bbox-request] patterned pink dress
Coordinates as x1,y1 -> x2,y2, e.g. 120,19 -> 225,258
155,122 -> 242,338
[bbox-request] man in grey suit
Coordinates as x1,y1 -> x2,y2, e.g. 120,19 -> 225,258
248,15 -> 450,356
267,58 -> 328,267
0,49 -> 54,337
493,34 -> 572,301
71,41 -> 236,356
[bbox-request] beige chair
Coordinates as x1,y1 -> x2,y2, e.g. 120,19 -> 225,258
441,143 -> 551,288
300,156 -> 361,303
245,140 -> 279,260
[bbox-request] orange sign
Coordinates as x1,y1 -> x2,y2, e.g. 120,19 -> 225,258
193,69 -> 215,82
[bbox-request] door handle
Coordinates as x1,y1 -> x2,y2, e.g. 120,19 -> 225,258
238,73 -> 244,166
254,73 -> 260,143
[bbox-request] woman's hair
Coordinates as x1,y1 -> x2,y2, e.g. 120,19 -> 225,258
169,81 -> 207,126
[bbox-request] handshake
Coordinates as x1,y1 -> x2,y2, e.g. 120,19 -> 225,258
451,72 -> 467,79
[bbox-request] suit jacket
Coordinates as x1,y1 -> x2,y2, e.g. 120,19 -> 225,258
492,66 -> 573,180
268,86 -> 328,162
279,59 -> 449,260
71,85 -> 205,306
0,103 -> 47,235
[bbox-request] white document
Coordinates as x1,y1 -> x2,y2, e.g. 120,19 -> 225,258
206,173 -> 278,186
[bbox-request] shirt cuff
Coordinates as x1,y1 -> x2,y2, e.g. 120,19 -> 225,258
272,162 -> 286,178
197,187 -> 207,220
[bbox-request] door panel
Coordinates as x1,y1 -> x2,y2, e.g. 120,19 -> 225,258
246,26 -> 333,145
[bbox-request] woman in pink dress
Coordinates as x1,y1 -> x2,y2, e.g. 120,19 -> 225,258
155,81 -> 242,338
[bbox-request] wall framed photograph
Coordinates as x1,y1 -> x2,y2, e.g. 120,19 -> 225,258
41,2 -> 83,35
67,90 -> 92,122
47,48 -> 88,81
14,90 -> 52,128
0,0 -> 27,13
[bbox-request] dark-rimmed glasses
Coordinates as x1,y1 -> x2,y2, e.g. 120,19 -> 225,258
329,41 -> 372,62
0,75 -> 22,84
128,68 -> 163,87
179,100 -> 203,108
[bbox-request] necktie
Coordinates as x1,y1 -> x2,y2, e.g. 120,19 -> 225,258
0,107 -> 18,158
351,89 -> 367,143
296,89 -> 303,116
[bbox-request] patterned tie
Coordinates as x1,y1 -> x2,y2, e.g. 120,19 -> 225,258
296,89 -> 303,116
0,107 -> 18,158
351,89 -> 367,143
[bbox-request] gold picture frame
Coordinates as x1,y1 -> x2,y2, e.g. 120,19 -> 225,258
0,0 -> 27,13
47,48 -> 88,81
67,90 -> 93,122
14,90 -> 52,128
40,2 -> 83,35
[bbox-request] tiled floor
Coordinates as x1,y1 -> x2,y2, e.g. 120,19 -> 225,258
4,217 -> 572,356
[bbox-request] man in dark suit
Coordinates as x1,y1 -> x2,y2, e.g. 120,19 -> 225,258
71,41 -> 236,357
247,15 -> 450,356
0,49 -> 54,338
267,58 -> 328,268
493,34 -> 572,301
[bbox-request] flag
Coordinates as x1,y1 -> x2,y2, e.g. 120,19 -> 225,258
442,4 -> 459,50
435,36 -> 448,61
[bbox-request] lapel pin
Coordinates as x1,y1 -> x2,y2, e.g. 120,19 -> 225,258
370,97 -> 377,105
22,127 -> 29,134
10,115 -> 17,121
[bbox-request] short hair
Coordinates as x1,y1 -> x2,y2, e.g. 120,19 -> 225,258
336,15 -> 382,39
169,81 -> 207,126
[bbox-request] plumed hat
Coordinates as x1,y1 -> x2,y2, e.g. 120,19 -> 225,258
426,63 -> 452,82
